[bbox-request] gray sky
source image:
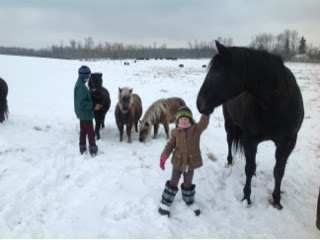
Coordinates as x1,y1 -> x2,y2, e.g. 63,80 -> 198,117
0,0 -> 319,49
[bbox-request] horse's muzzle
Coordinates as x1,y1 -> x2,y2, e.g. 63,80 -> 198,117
197,95 -> 213,115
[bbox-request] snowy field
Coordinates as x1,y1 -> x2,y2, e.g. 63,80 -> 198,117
0,54 -> 319,238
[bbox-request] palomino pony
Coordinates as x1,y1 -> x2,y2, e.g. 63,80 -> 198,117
88,73 -> 111,140
139,97 -> 186,142
115,87 -> 142,143
197,41 -> 304,210
0,78 -> 9,123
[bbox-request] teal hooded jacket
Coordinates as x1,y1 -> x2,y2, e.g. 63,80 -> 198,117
74,78 -> 94,121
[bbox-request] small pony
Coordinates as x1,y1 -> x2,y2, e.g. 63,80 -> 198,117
139,97 -> 186,142
88,73 -> 111,140
115,87 -> 143,143
0,78 -> 9,123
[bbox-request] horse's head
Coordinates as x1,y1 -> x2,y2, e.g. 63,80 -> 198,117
88,73 -> 103,90
197,41 -> 244,114
118,87 -> 133,113
139,120 -> 151,142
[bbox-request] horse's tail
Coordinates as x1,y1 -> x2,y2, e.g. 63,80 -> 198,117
0,97 -> 9,123
232,125 -> 243,155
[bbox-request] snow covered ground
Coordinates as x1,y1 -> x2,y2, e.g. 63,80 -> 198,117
0,55 -> 319,238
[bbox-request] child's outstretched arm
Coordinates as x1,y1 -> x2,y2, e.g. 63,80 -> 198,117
197,114 -> 210,133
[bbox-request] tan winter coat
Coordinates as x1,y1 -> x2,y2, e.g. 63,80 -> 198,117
161,114 -> 210,172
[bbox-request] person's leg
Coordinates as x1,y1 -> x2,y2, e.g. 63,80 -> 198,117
84,120 -> 96,147
83,120 -> 98,156
79,121 -> 87,154
79,120 -> 87,146
158,168 -> 182,216
182,169 -> 194,188
169,168 -> 183,188
181,169 -> 200,216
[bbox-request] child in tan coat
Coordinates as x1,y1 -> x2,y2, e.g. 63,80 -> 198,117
158,106 -> 209,216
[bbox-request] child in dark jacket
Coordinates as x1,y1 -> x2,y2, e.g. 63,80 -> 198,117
158,106 -> 209,216
74,65 -> 102,156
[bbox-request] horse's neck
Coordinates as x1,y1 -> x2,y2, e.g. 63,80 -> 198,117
246,77 -> 289,111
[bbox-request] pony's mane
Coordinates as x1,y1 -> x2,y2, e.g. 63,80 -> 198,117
89,73 -> 103,89
210,47 -> 288,94
118,87 -> 134,108
140,99 -> 166,126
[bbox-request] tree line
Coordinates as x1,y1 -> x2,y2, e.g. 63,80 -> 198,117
0,29 -> 319,62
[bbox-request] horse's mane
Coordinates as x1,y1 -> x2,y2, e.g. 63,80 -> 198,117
140,99 -> 166,126
117,87 -> 134,109
209,47 -> 289,95
89,73 -> 103,89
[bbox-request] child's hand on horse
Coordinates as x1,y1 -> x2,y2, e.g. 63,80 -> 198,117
94,104 -> 103,110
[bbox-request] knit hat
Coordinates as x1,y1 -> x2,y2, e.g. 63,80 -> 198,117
176,106 -> 193,122
78,65 -> 91,80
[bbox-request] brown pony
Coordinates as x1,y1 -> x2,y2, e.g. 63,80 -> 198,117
139,97 -> 186,142
115,87 -> 142,143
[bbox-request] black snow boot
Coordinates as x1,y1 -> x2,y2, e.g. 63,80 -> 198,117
79,145 -> 87,154
89,145 -> 98,156
158,180 -> 178,217
181,183 -> 201,216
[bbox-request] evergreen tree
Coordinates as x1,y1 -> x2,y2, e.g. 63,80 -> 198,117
299,36 -> 306,54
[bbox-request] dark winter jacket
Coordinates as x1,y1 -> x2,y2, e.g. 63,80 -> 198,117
74,78 -> 94,121
161,114 -> 210,172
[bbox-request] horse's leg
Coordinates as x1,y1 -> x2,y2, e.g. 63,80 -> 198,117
95,113 -> 101,140
153,123 -> 159,139
223,104 -> 234,165
117,122 -> 124,142
242,134 -> 259,205
163,121 -> 170,139
102,112 -> 106,128
134,121 -> 139,132
126,123 -> 133,143
272,135 -> 297,210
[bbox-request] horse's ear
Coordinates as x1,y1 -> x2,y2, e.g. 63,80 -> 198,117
129,88 -> 133,94
119,87 -> 122,93
215,40 -> 228,55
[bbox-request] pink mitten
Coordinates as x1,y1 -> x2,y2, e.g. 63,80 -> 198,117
160,155 -> 167,170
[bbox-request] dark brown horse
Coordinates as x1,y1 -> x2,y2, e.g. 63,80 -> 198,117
88,73 -> 111,140
0,78 -> 9,123
197,41 -> 304,210
115,87 -> 142,143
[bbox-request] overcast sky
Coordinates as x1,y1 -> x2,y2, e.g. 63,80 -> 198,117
0,0 -> 319,49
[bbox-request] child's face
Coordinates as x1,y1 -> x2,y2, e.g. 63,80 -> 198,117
178,116 -> 190,125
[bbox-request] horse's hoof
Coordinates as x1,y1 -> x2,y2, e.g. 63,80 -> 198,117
241,197 -> 252,205
273,203 -> 283,210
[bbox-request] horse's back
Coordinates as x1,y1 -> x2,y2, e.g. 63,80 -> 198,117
132,94 -> 143,121
101,87 -> 111,111
165,97 -> 186,122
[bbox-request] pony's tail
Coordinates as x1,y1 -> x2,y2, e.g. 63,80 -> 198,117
232,125 -> 243,155
0,97 -> 9,123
